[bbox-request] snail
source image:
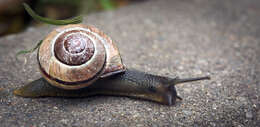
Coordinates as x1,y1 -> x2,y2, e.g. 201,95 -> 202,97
14,24 -> 210,105
14,4 -> 210,105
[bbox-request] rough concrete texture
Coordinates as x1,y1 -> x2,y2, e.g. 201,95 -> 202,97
0,0 -> 259,126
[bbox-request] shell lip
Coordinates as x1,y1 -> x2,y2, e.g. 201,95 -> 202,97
100,65 -> 126,78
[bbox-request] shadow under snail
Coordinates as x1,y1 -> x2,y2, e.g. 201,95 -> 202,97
14,24 -> 210,105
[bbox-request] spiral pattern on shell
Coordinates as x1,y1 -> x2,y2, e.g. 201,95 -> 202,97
38,24 -> 125,89
54,30 -> 95,65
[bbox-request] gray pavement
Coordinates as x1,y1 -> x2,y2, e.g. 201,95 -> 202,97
0,0 -> 259,126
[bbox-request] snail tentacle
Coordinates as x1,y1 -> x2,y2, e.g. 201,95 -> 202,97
173,76 -> 210,85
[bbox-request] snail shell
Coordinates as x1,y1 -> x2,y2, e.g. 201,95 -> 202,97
38,24 -> 125,90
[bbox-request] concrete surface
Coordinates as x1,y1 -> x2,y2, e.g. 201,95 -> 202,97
0,0 -> 259,126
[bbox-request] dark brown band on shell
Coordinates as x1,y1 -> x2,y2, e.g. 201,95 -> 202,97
37,51 -> 107,86
54,30 -> 95,65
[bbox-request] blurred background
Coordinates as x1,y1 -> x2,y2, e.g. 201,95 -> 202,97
0,0 -> 146,36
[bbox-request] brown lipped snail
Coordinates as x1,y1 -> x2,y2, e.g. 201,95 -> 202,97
14,4 -> 210,105
14,23 -> 210,105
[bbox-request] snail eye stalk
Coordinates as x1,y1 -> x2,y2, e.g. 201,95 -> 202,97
23,3 -> 82,25
173,76 -> 210,85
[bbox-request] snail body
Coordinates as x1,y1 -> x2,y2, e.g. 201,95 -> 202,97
14,24 -> 210,105
14,69 -> 209,105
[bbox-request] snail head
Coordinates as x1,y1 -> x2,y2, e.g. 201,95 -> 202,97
154,75 -> 210,105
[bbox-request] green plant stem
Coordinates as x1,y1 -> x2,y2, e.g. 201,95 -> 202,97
23,3 -> 82,25
16,40 -> 43,57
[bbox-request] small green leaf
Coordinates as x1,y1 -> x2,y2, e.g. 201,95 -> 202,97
23,3 -> 82,25
100,0 -> 116,10
16,40 -> 43,57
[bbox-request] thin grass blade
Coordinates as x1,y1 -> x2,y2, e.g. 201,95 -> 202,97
23,3 -> 82,25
